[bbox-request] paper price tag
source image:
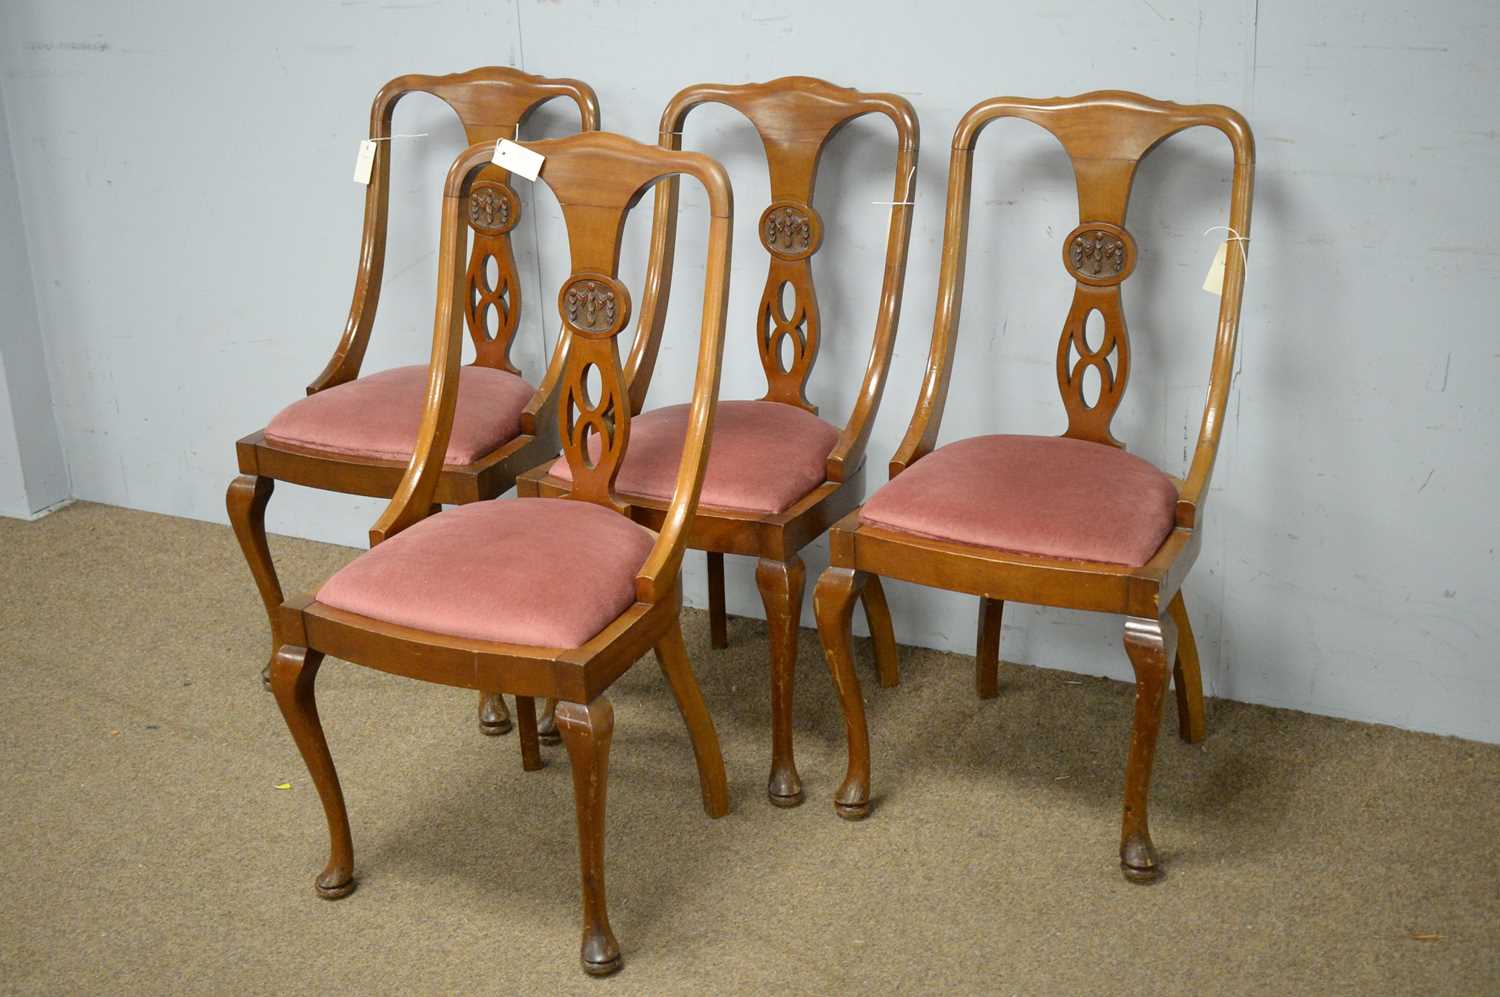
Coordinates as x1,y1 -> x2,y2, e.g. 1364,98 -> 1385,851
353,139 -> 376,185
493,138 -> 544,181
1202,241 -> 1228,296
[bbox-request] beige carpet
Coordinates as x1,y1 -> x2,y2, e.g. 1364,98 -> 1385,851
1,502 -> 1497,995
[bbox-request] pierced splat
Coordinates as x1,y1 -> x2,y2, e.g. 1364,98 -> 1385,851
1057,219 -> 1137,445
756,259 -> 821,412
309,67 -> 599,394
556,272 -> 633,512
1056,287 -> 1131,447
642,78 -> 920,416
464,174 -> 524,373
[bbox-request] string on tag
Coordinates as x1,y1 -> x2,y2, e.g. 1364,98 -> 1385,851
1202,225 -> 1250,266
872,163 -> 917,206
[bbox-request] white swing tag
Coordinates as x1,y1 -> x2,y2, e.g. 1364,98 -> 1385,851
353,139 -> 377,185
492,139 -> 544,182
1202,241 -> 1228,296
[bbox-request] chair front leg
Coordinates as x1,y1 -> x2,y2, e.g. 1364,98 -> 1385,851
756,554 -> 806,808
555,698 -> 622,977
976,596 -> 1004,699
654,620 -> 730,817
226,475 -> 283,689
1168,592 -> 1206,743
814,567 -> 872,820
270,645 -> 355,899
1119,611 -> 1179,883
477,692 -> 513,736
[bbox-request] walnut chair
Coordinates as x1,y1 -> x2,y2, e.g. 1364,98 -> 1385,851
228,67 -> 598,741
270,131 -> 734,976
813,91 -> 1254,883
519,77 -> 918,808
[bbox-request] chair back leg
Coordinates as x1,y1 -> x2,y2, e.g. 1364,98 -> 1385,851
654,620 -> 731,817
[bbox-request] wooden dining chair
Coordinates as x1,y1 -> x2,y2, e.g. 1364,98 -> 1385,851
813,91 -> 1254,883
519,77 -> 918,809
270,131 -> 734,976
228,67 -> 598,741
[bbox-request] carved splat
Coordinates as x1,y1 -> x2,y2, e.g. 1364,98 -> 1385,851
760,201 -> 822,261
1056,287 -> 1131,447
756,259 -> 820,411
1056,221 -> 1136,446
562,276 -> 628,336
1063,221 -> 1136,286
464,174 -> 524,374
557,272 -> 634,511
469,181 -> 519,234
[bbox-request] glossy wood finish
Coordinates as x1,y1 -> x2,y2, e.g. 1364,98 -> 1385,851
975,596 -> 1003,700
269,645 -> 353,899
271,132 -> 735,976
228,67 -> 599,746
814,91 -> 1254,882
520,77 -> 918,806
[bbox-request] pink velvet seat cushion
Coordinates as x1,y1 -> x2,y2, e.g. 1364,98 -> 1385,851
550,400 -> 840,514
861,435 -> 1179,567
265,365 -> 534,466
316,498 -> 657,649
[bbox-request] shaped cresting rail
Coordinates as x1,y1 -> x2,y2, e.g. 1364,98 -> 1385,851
889,90 -> 1254,530
620,76 -> 919,483
308,67 -> 600,395
371,132 -> 736,609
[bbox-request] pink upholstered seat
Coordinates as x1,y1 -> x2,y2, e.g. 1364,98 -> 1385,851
265,365 -> 534,465
861,435 -> 1179,567
550,400 -> 840,514
316,498 -> 657,648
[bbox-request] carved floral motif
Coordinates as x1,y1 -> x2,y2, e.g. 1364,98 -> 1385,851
564,280 -> 619,333
1070,231 -> 1126,277
469,184 -> 519,234
764,206 -> 812,253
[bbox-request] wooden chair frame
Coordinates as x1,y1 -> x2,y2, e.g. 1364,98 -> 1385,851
271,131 -> 735,976
228,67 -> 598,739
519,76 -> 919,808
813,91 -> 1254,883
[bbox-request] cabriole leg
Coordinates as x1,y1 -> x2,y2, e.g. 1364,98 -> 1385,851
226,474 -> 283,689
814,567 -> 872,820
1119,612 -> 1179,883
756,554 -> 806,808
270,645 -> 354,899
555,698 -> 621,977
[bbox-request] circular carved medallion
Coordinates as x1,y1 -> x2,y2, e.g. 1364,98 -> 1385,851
758,201 -> 823,261
1062,221 -> 1136,286
558,273 -> 631,339
468,181 -> 520,235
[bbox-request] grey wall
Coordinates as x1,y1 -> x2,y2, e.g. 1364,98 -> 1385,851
0,73 -> 68,519
1,1 -> 1495,742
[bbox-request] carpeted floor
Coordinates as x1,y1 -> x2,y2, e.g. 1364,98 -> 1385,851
1,502 -> 1497,995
